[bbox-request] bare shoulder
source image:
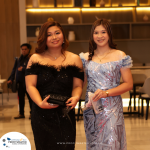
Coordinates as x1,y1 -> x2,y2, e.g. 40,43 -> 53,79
112,50 -> 126,60
27,53 -> 41,68
66,51 -> 83,68
28,53 -> 41,63
66,51 -> 81,62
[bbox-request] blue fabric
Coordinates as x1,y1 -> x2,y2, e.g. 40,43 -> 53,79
79,53 -> 132,150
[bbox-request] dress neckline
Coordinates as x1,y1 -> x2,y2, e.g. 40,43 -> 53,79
28,62 -> 82,71
90,58 -> 122,65
80,52 -> 128,65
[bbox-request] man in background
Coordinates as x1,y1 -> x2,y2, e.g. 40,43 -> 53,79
7,43 -> 32,119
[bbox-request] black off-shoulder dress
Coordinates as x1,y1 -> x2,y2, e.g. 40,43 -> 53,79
25,63 -> 84,150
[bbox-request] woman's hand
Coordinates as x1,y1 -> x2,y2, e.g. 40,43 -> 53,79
39,95 -> 59,109
92,89 -> 107,102
66,96 -> 79,109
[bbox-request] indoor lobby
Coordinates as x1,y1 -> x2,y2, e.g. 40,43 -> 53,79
1,0 -> 150,150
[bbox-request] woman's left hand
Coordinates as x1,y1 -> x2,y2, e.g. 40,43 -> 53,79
66,96 -> 79,109
92,89 -> 107,102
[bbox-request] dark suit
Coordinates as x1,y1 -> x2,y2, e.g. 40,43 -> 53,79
8,54 -> 32,115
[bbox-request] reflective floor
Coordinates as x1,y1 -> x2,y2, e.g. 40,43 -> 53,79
0,93 -> 150,150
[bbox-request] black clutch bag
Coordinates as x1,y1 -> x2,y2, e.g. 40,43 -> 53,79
44,94 -> 70,106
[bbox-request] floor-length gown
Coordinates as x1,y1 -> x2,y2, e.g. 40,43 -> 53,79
25,63 -> 84,150
79,53 -> 132,150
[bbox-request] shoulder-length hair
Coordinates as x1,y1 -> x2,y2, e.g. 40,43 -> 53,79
35,21 -> 69,54
88,19 -> 117,60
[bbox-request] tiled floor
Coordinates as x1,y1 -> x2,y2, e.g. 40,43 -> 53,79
0,92 -> 150,150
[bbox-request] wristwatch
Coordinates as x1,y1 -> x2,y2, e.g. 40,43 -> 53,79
105,91 -> 109,97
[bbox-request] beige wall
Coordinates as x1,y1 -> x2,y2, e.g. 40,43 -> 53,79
0,0 -> 20,92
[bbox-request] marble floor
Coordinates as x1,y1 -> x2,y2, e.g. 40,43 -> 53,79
0,92 -> 150,150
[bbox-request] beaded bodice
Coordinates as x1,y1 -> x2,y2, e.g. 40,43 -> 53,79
25,63 -> 84,98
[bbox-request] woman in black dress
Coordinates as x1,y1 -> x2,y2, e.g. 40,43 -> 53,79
25,21 -> 84,150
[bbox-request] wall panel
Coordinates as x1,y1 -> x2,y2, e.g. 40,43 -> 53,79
0,0 -> 20,92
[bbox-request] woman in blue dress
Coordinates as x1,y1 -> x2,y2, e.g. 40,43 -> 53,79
79,19 -> 133,150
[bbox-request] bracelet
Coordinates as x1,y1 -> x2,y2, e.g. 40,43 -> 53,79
105,91 -> 109,97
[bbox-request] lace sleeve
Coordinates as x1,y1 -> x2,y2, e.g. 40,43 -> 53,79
121,55 -> 133,68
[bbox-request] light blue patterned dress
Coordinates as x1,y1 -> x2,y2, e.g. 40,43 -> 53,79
79,52 -> 133,150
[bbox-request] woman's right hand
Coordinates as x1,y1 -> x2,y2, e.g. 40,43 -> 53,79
39,95 -> 59,109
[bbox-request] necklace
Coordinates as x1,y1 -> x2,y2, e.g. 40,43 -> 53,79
50,55 -> 57,60
47,52 -> 62,60
95,50 -> 110,62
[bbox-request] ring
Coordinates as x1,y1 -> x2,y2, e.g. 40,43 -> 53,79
49,103 -> 54,106
49,103 -> 58,106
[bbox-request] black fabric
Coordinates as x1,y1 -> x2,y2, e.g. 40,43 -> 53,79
8,54 -> 32,114
8,54 -> 30,85
25,63 -> 84,97
25,63 -> 84,150
11,79 -> 18,93
8,58 -> 18,82
31,104 -> 76,150
18,83 -> 32,115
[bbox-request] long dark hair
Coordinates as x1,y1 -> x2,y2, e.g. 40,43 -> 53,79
35,21 -> 69,54
88,19 -> 117,60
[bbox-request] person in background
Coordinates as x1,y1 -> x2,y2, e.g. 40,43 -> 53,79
7,43 -> 32,119
79,19 -> 133,150
25,21 -> 84,150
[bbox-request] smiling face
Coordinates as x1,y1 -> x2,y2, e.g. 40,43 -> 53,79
46,26 -> 64,49
93,25 -> 109,48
